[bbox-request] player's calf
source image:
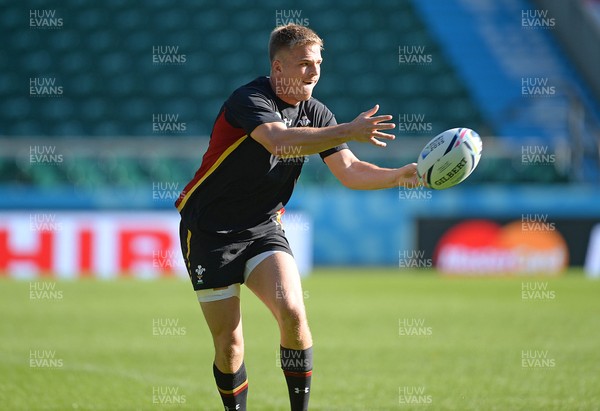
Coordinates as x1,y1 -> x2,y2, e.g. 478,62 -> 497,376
199,295 -> 247,409
276,302 -> 313,410
280,345 -> 313,411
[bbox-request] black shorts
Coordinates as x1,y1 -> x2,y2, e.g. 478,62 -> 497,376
179,219 -> 293,291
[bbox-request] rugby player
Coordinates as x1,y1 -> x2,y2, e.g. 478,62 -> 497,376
175,23 -> 419,411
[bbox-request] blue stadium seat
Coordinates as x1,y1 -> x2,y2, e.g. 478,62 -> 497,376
1,0 -> 505,185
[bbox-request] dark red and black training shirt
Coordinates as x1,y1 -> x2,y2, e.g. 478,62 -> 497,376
175,76 -> 348,237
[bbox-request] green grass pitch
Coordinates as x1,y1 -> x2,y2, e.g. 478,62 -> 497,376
1,269 -> 599,410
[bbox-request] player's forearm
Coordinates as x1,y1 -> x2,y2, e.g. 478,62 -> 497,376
268,124 -> 351,156
338,160 -> 401,190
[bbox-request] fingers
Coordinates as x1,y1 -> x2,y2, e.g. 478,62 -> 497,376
370,115 -> 394,123
403,162 -> 418,172
361,106 -> 395,123
353,105 -> 397,145
369,116 -> 396,128
399,174 -> 422,189
369,131 -> 396,148
370,137 -> 387,147
372,131 -> 395,140
362,104 -> 380,117
405,178 -> 423,189
364,131 -> 395,148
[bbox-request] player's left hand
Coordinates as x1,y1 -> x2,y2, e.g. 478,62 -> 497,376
397,163 -> 421,188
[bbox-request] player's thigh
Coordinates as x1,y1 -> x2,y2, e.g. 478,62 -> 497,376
245,251 -> 306,319
200,296 -> 243,342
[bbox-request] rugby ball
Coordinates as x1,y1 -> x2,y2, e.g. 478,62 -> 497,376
417,128 -> 482,189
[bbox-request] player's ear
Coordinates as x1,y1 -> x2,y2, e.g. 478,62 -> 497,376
271,58 -> 283,74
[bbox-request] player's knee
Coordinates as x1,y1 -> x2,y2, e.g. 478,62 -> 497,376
278,304 -> 312,348
277,302 -> 308,332
214,333 -> 244,361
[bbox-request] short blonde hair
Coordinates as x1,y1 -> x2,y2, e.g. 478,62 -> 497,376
269,24 -> 323,62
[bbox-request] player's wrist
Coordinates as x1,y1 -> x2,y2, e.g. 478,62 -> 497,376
334,122 -> 355,144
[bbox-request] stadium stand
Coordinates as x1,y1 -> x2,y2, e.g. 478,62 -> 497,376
2,0 -> 487,137
412,0 -> 600,181
1,0 -> 596,195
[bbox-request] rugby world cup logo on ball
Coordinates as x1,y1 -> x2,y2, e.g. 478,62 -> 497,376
417,128 -> 482,189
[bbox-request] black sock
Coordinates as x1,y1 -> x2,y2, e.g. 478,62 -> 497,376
280,346 -> 313,411
213,362 -> 248,411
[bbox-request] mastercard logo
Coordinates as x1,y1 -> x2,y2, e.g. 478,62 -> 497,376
434,219 -> 568,275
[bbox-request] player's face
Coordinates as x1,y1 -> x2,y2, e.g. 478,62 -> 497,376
273,43 -> 322,105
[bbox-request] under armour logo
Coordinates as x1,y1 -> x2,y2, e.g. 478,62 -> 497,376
294,387 -> 310,394
195,265 -> 205,284
283,117 -> 293,127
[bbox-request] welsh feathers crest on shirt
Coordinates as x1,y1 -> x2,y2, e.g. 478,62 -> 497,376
195,265 -> 205,284
298,116 -> 311,127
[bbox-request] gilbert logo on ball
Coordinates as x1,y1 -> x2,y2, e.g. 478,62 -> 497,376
417,128 -> 482,189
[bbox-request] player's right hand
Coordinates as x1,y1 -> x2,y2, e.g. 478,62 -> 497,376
348,105 -> 396,147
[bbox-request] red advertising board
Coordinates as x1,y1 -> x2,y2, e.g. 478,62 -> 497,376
0,212 -> 185,279
0,211 -> 312,278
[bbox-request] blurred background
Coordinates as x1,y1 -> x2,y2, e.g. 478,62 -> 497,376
1,0 -> 599,278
